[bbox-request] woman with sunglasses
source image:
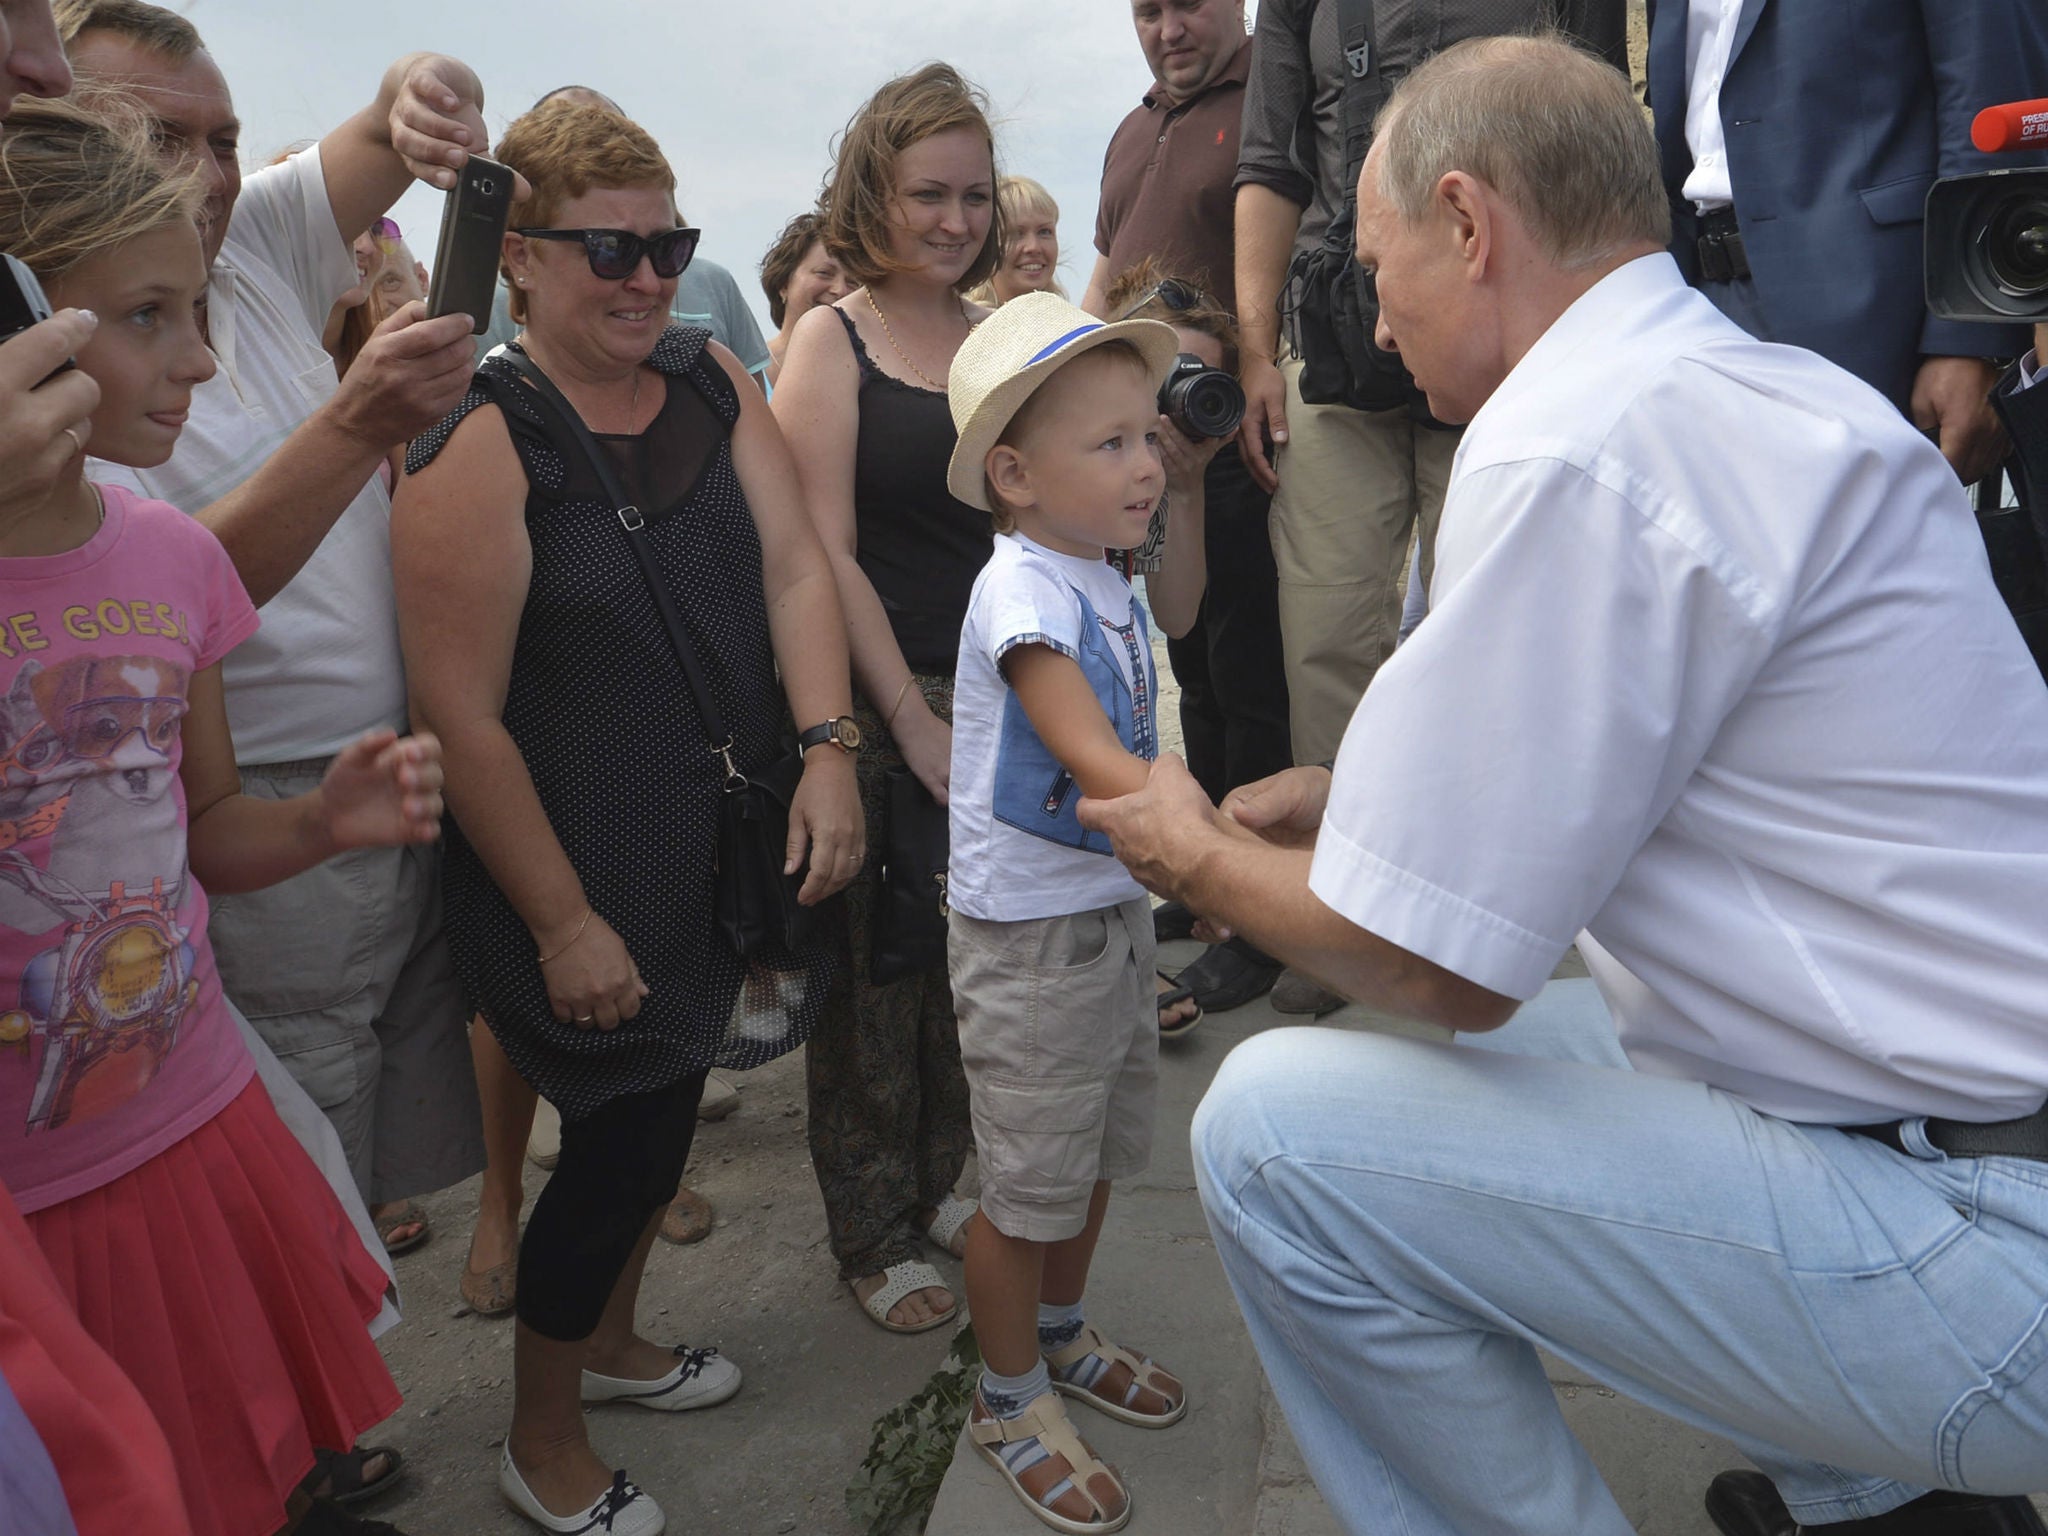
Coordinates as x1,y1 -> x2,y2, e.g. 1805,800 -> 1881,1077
392,98 -> 862,1536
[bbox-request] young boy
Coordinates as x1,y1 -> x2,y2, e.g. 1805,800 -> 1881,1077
944,293 -> 1190,1534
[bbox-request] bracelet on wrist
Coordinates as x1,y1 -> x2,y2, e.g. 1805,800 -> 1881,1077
883,676 -> 916,727
536,906 -> 593,966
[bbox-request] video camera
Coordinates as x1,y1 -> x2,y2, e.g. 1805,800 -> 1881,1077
1926,97 -> 2048,680
1925,99 -> 2048,324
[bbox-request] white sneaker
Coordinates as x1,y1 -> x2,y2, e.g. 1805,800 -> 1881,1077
498,1446 -> 664,1535
697,1071 -> 740,1122
582,1344 -> 743,1412
527,1097 -> 562,1170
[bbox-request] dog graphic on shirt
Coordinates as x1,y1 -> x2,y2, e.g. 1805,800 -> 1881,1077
0,654 -> 199,1132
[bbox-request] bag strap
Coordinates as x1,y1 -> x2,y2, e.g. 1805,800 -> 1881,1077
497,343 -> 746,784
1332,0 -> 1384,215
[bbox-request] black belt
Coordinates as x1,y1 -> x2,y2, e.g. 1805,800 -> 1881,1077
1842,1100 -> 2048,1161
1696,205 -> 1751,284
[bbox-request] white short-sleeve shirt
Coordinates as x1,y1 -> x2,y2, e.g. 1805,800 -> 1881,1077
1312,253 -> 2048,1125
92,147 -> 409,764
947,535 -> 1155,923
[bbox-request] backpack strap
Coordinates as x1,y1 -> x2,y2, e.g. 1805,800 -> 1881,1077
1333,0 -> 1385,209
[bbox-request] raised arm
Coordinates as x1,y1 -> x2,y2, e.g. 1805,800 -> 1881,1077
391,403 -> 643,1029
200,299 -> 478,604
318,52 -> 496,243
772,300 -> 956,802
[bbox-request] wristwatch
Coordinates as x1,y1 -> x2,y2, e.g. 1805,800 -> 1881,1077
799,716 -> 863,755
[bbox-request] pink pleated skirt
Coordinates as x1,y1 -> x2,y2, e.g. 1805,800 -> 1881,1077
25,1077 -> 402,1536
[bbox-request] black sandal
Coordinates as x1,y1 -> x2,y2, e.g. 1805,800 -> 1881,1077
1155,973 -> 1202,1040
307,1444 -> 405,1507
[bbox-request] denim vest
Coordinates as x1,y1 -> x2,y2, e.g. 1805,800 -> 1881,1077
990,582 -> 1155,855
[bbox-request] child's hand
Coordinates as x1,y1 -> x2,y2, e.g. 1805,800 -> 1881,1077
318,729 -> 444,851
1158,413 -> 1226,497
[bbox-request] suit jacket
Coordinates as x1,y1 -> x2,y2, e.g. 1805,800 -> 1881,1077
1646,0 -> 2047,408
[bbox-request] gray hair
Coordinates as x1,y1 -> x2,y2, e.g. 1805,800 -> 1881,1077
1371,34 -> 1669,269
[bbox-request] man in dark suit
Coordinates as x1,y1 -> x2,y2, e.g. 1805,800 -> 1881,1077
1647,0 -> 2048,487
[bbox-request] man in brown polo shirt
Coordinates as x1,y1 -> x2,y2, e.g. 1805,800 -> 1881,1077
1084,0 -> 1295,1020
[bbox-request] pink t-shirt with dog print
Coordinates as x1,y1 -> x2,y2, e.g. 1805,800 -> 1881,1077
0,484 -> 259,1212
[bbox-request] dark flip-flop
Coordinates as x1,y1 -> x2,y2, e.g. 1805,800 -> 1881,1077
1156,972 -> 1203,1040
308,1443 -> 404,1507
375,1200 -> 430,1256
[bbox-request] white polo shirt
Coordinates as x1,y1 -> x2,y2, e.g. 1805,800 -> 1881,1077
93,147 -> 408,764
1312,253 -> 2048,1125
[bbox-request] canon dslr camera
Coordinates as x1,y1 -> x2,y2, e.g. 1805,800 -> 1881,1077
1158,353 -> 1245,442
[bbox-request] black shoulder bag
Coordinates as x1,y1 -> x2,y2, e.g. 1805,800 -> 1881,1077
498,345 -> 823,960
1283,0 -> 1417,416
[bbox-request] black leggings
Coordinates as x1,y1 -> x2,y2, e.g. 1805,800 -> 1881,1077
516,1070 -> 709,1342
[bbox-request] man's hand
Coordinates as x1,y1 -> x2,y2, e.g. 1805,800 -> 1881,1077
1236,350 -> 1288,493
386,54 -> 493,191
1219,765 -> 1331,852
329,302 -> 478,451
1911,355 -> 2007,486
1077,753 -> 1221,901
0,311 -> 100,523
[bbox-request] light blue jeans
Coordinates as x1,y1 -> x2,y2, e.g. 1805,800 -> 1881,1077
1193,980 -> 2048,1535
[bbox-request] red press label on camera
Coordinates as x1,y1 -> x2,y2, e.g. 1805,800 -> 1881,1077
1971,99 -> 2048,153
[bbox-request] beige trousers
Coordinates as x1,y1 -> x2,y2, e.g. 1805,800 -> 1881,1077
1266,355 -> 1459,764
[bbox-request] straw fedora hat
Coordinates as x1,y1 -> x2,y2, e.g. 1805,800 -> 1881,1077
945,291 -> 1181,512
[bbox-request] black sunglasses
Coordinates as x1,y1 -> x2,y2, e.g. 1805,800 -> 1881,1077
1117,278 -> 1206,319
514,226 -> 701,281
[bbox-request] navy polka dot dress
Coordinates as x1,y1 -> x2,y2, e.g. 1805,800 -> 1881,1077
408,326 -> 836,1122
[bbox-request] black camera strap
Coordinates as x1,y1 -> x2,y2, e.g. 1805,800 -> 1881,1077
497,342 -> 747,784
1333,0 -> 1386,209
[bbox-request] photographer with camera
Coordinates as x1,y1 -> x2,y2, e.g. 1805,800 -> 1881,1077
1647,1 -> 2048,487
1087,36 -> 2048,1536
1083,0 -> 1295,1022
1234,0 -> 1625,1015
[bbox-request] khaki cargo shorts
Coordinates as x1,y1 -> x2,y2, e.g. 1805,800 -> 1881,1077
948,896 -> 1158,1242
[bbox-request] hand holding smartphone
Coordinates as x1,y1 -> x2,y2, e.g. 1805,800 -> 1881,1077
0,253 -> 76,382
426,155 -> 514,335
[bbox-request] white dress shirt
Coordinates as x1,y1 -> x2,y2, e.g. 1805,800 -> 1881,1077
1680,0 -> 1744,210
1311,254 -> 2048,1125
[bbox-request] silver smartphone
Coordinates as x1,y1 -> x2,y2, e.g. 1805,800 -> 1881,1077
427,156 -> 515,335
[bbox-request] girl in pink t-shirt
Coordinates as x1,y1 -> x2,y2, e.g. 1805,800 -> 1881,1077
0,99 -> 443,1536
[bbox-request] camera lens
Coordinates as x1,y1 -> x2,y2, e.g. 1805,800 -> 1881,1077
1160,361 -> 1246,441
1985,193 -> 2048,299
476,176 -> 497,199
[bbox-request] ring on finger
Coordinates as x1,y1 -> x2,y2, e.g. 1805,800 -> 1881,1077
573,1013 -> 595,1023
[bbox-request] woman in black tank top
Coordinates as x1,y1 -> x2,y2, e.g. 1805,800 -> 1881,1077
772,65 -> 1001,1335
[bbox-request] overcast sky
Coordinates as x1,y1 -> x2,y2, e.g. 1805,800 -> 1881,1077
192,0 -> 1253,344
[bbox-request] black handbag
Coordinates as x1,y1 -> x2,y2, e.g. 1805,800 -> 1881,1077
498,344 -> 822,960
868,764 -> 950,984
1282,0 -> 1421,417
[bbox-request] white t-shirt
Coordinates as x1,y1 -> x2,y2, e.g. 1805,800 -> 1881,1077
948,534 -> 1155,923
1313,253 -> 2048,1126
1679,0 -> 1742,210
93,147 -> 409,764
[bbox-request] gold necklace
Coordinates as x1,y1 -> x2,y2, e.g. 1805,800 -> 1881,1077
865,289 -> 967,391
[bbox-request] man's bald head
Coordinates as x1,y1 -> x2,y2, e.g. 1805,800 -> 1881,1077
1370,34 -> 1669,271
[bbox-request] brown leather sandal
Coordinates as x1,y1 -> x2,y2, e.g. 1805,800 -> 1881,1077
968,1389 -> 1130,1534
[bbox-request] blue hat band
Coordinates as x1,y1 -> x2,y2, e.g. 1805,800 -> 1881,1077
1025,323 -> 1104,365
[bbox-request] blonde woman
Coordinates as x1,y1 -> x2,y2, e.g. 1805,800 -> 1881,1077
971,174 -> 1064,306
